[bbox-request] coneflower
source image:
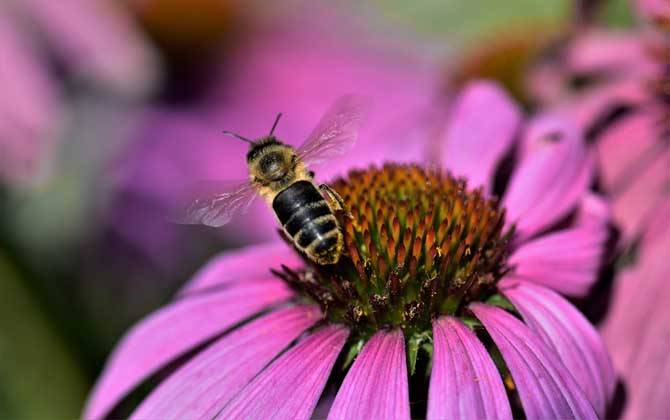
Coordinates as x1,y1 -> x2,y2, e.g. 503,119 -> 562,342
85,81 -> 614,419
527,0 -> 669,417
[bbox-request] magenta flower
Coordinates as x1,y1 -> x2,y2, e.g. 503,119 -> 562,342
527,0 -> 669,241
0,0 -> 159,186
85,81 -> 615,419
526,1 -> 669,418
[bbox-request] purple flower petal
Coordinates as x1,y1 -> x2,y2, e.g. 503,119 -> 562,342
441,80 -> 521,191
601,233 -> 670,419
499,280 -> 615,416
508,225 -> 607,297
179,242 -> 302,295
470,303 -> 598,419
427,316 -> 512,420
17,0 -> 160,94
576,193 -> 611,227
217,324 -> 349,420
131,305 -> 321,419
328,329 -> 410,420
503,114 -> 593,239
83,280 -> 292,420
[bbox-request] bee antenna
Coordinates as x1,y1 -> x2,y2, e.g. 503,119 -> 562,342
269,113 -> 282,136
222,130 -> 254,144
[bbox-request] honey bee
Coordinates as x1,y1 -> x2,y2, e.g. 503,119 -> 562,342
177,96 -> 366,265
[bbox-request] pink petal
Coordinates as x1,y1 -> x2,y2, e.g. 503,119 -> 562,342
84,280 -> 292,420
328,329 -> 410,420
596,113 -> 658,192
470,303 -> 598,419
16,0 -> 160,94
601,235 -> 670,419
499,280 -> 615,416
635,0 -> 670,22
639,198 -> 670,250
131,305 -> 322,419
428,316 -> 512,420
504,114 -> 593,239
217,324 -> 349,420
565,30 -> 647,75
576,193 -> 611,227
179,242 -> 302,295
441,80 -> 521,191
597,114 -> 670,241
508,225 -> 607,297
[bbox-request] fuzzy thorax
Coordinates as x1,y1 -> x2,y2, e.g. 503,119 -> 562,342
274,164 -> 512,336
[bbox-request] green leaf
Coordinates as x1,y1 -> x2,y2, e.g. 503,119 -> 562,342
342,338 -> 365,370
407,331 -> 432,376
461,316 -> 483,330
486,294 -> 516,311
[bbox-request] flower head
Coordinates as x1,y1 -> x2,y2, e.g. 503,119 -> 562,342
527,0 -> 669,241
85,81 -> 615,419
526,2 -> 669,417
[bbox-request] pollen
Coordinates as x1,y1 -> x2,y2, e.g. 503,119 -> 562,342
273,164 -> 512,336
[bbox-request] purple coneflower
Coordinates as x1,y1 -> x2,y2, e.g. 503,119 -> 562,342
85,81 -> 614,419
527,0 -> 669,241
526,1 -> 669,417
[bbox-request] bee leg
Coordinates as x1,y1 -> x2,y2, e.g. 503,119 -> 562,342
319,184 -> 345,212
308,171 -> 315,179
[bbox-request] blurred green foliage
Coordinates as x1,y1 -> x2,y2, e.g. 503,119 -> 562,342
364,0 -> 569,44
0,251 -> 87,419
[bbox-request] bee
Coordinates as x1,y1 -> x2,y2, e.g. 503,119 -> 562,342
177,96 -> 366,265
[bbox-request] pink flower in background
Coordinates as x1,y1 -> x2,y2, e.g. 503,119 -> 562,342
0,0 -> 159,186
600,202 -> 670,419
527,1 -> 669,418
527,0 -> 669,241
85,81 -> 615,419
107,16 -> 441,264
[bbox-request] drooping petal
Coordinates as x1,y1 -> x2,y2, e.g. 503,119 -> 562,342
16,0 -> 160,94
601,231 -> 670,420
441,80 -> 521,192
217,324 -> 348,420
83,280 -> 292,420
427,316 -> 512,420
328,329 -> 410,420
131,305 -> 321,419
179,242 -> 302,295
508,225 -> 607,296
504,114 -> 593,239
499,280 -> 615,416
598,114 -> 670,241
470,303 -> 598,419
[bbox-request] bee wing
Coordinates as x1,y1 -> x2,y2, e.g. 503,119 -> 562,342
296,95 -> 368,166
172,179 -> 257,227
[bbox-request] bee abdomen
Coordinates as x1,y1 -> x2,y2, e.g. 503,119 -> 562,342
272,181 -> 342,264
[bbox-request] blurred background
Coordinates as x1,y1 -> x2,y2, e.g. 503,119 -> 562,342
0,0 -> 634,417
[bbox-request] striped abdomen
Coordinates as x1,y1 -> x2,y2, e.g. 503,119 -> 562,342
272,180 -> 343,264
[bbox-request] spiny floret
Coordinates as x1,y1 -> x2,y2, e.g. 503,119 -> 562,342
274,164 -> 512,336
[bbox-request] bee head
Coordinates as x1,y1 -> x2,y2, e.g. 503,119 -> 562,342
248,139 -> 296,183
224,113 -> 296,184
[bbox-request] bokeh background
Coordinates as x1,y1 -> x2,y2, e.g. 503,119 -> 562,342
0,0 -> 635,418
